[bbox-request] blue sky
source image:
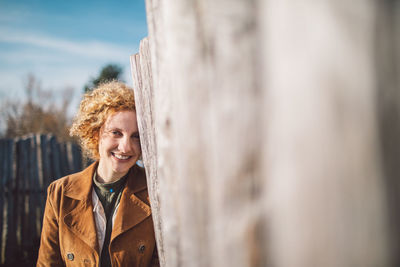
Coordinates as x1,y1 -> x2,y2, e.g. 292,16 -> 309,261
0,0 -> 147,114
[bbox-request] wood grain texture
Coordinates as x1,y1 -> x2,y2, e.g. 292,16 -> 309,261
141,0 -> 398,266
146,0 -> 184,266
261,1 -> 392,267
145,0 -> 264,266
375,2 -> 400,265
0,134 -> 83,265
130,37 -> 166,266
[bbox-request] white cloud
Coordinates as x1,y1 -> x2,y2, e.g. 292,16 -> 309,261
0,6 -> 31,23
0,26 -> 138,61
0,25 -> 137,119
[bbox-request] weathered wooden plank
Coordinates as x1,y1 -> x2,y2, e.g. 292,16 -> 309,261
0,139 -> 13,264
44,135 -> 55,185
29,135 -> 41,260
40,135 -> 50,188
0,135 -> 85,265
4,138 -> 24,265
3,145 -> 17,265
0,140 -> 4,184
1,139 -> 14,264
20,135 -> 37,262
59,142 -> 69,177
66,142 -> 73,174
145,0 -> 186,266
145,0 -> 263,266
49,135 -> 61,181
144,0 -> 396,267
35,135 -> 46,231
67,142 -> 82,173
73,144 -> 83,173
0,140 -> 4,264
19,138 -> 31,258
39,134 -> 52,233
0,139 -> 15,189
3,187 -> 16,265
35,135 -> 44,190
15,138 -> 23,256
375,2 -> 400,266
260,1 -> 391,267
130,37 -> 165,265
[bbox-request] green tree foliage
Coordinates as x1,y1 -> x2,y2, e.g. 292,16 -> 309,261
84,64 -> 123,92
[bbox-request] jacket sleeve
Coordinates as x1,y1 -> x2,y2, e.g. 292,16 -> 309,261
37,182 -> 64,266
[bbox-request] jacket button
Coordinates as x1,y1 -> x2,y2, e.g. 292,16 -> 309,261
67,253 -> 74,261
139,244 -> 146,253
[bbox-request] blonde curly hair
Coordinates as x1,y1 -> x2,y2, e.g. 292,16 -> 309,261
70,80 -> 136,159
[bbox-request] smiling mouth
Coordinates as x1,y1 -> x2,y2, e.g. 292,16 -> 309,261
111,152 -> 132,160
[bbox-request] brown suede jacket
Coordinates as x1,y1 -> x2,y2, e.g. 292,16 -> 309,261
37,162 -> 159,267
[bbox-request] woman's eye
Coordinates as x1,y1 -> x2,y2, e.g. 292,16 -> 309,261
112,131 -> 121,136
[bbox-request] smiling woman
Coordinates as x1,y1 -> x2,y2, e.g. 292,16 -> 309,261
97,110 -> 141,182
36,81 -> 159,267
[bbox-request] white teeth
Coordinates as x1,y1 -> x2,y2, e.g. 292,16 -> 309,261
113,154 -> 130,160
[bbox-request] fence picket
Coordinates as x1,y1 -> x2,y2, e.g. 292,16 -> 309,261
59,143 -> 69,177
28,136 -> 40,262
0,134 -> 83,265
0,139 -> 13,264
49,136 -> 61,182
0,140 -> 4,265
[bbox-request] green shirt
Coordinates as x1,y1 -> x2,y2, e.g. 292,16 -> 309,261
93,172 -> 128,267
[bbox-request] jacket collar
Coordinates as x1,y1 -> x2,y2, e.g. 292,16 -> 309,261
62,162 -> 99,253
62,162 -> 150,253
63,162 -> 148,200
63,161 -> 97,201
111,165 -> 151,241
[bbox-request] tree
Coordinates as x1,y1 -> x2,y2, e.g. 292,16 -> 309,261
1,74 -> 74,141
84,64 -> 123,92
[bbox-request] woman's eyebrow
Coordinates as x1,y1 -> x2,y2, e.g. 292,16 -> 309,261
105,127 -> 123,132
106,127 -> 139,134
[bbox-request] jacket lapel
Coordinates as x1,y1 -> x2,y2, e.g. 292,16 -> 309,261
111,166 -> 151,241
62,162 -> 100,253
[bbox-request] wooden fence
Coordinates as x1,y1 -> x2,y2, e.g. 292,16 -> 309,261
131,1 -> 400,267
0,134 -> 83,266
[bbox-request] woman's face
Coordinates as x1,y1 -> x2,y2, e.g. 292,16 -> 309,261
97,110 -> 141,182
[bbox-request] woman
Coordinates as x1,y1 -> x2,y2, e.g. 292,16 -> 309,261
37,81 -> 159,266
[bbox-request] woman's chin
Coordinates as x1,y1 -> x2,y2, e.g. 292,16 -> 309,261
112,162 -> 134,176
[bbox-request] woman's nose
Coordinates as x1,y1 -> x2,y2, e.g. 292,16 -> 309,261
118,136 -> 133,153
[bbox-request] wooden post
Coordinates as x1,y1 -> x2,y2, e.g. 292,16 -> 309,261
375,1 -> 400,265
145,0 -> 264,266
130,37 -> 165,265
140,0 -> 398,266
259,1 -> 398,266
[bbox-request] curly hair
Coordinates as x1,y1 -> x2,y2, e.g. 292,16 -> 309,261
70,81 -> 136,159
